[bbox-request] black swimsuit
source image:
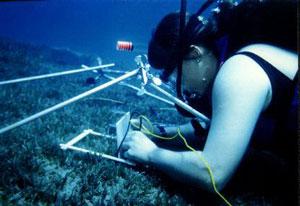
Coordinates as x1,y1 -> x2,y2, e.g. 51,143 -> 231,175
235,51 -> 298,157
236,51 -> 297,118
196,51 -> 297,150
228,52 -> 297,201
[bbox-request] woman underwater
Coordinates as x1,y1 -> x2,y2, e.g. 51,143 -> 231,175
120,0 -> 298,204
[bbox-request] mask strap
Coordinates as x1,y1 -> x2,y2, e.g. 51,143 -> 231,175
176,0 -> 187,100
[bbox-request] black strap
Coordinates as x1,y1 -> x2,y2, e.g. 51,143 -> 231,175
235,51 -> 296,115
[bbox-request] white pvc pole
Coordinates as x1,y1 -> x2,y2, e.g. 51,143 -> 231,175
104,74 -> 174,106
101,69 -> 126,74
0,63 -> 115,85
89,130 -> 114,139
150,83 -> 210,126
0,69 -> 139,135
59,144 -> 135,166
62,129 -> 92,148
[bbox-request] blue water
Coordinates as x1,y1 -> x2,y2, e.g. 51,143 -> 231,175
0,0 -> 204,67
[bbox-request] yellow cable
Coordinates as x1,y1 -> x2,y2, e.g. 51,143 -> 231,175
130,115 -> 232,206
130,115 -> 177,140
177,129 -> 232,206
140,115 -> 154,132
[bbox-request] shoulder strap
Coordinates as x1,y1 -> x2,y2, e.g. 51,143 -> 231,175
236,51 -> 291,82
235,51 -> 295,115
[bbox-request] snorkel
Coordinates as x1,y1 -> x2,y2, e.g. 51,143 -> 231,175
175,0 -> 216,115
176,0 -> 187,100
147,0 -> 233,117
176,0 -> 239,117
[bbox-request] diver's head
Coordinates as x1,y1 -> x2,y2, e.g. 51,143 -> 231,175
182,44 -> 218,98
147,13 -> 183,74
148,12 -> 219,96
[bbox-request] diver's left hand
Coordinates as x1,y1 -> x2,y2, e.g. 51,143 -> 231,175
121,130 -> 157,164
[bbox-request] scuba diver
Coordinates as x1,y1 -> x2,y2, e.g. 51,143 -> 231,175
120,0 -> 297,204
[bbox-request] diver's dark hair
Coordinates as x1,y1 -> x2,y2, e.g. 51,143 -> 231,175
148,13 -> 184,70
148,0 -> 297,72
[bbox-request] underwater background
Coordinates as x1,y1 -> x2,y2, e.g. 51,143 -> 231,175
0,0 -> 206,68
0,0 -> 290,205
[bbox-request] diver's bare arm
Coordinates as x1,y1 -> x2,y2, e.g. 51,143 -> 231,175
148,148 -> 216,191
149,54 -> 271,191
163,122 -> 194,137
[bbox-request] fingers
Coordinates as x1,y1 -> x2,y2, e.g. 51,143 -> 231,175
121,133 -> 137,149
119,131 -> 136,155
123,147 -> 144,163
130,119 -> 141,130
120,131 -> 156,163
130,119 -> 140,125
127,130 -> 140,138
123,148 -> 134,160
120,132 -> 141,160
120,142 -> 130,151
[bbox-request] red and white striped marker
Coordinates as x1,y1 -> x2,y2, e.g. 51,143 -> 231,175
116,41 -> 134,51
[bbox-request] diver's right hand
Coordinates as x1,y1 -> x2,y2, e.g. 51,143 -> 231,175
121,130 -> 158,164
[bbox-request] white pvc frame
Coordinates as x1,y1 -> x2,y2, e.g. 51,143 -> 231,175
0,63 -> 115,85
59,129 -> 135,166
0,68 -> 139,134
0,59 -> 211,166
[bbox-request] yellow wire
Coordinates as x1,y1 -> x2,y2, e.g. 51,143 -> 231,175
177,129 -> 232,206
130,115 -> 177,140
140,115 -> 155,132
130,115 -> 232,206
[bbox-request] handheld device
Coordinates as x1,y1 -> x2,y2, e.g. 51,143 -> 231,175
116,112 -> 130,154
115,112 -> 135,165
